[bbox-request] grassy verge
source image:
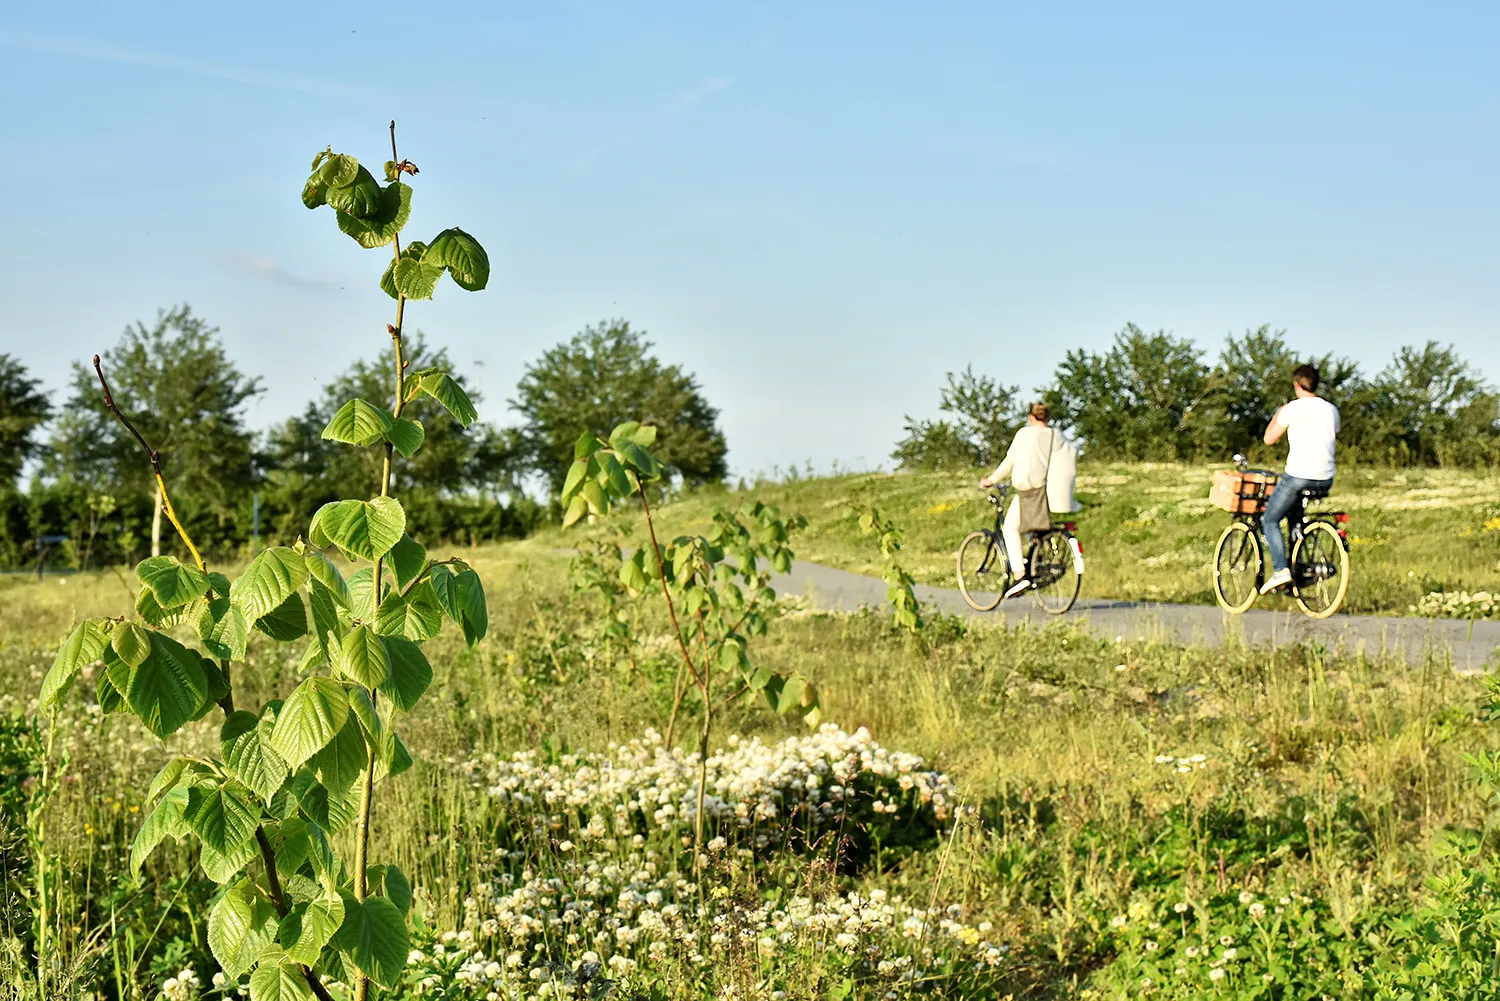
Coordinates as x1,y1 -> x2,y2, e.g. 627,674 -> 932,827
4,538 -> 1500,998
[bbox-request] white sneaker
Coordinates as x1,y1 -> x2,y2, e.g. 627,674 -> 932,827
1259,568 -> 1292,594
1004,578 -> 1032,599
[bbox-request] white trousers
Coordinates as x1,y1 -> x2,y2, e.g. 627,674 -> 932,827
1002,496 -> 1028,577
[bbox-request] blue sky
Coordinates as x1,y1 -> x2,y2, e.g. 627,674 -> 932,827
3,1 -> 1497,477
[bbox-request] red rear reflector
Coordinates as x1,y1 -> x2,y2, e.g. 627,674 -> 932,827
1333,513 -> 1349,523
1063,522 -> 1077,531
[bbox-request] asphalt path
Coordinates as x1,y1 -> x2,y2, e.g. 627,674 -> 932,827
766,560 -> 1500,674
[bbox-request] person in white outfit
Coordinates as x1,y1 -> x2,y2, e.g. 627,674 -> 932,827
1258,363 -> 1340,593
979,402 -> 1078,597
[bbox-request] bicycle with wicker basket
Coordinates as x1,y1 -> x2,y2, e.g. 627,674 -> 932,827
1210,454 -> 1351,618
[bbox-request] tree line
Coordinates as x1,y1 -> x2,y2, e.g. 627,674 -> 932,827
0,308 -> 727,570
895,324 -> 1500,470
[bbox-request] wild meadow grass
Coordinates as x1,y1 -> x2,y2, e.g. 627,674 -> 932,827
4,536 -> 1500,998
635,462 -> 1500,616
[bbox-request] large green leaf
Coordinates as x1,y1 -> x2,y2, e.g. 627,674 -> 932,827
136,586 -> 189,628
391,257 -> 443,300
336,181 -> 411,249
304,551 -> 350,608
332,624 -> 389,688
423,227 -> 489,291
310,719 -> 367,805
221,710 -> 289,804
373,584 -> 442,642
269,676 -> 350,769
346,567 -> 376,617
378,637 -> 432,712
248,955 -> 314,1001
122,633 -> 209,738
309,498 -> 406,563
185,782 -> 260,856
96,658 -> 126,714
386,417 -> 425,459
313,150 -> 359,188
378,864 -> 412,915
130,785 -> 190,876
321,399 -> 396,447
388,534 -> 425,589
209,879 -> 280,980
199,837 -> 260,884
334,895 -> 410,988
255,592 -> 309,642
454,569 -> 488,647
378,240 -> 429,300
40,619 -> 109,711
231,548 -> 309,624
273,818 -> 336,889
111,621 -> 151,669
414,371 -> 477,426
324,164 -> 383,219
307,581 -> 345,661
135,556 -> 209,609
196,597 -> 249,661
279,891 -> 345,966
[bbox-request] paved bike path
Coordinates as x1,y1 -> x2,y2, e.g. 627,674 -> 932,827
766,560 -> 1500,674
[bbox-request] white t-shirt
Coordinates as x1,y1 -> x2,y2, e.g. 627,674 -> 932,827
1277,396 -> 1339,480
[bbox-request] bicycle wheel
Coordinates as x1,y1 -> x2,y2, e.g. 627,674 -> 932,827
1292,521 -> 1349,618
956,530 -> 1006,611
1212,522 -> 1261,614
1030,530 -> 1081,615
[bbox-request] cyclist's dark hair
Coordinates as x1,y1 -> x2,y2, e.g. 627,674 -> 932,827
1028,402 -> 1049,422
1292,364 -> 1320,393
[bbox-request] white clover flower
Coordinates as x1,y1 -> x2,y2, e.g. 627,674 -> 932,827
1239,891 -> 1254,904
1209,967 -> 1225,982
1249,902 -> 1266,918
1110,914 -> 1128,928
1173,902 -> 1189,913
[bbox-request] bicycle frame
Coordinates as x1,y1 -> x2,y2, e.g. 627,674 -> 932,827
982,487 -> 1084,574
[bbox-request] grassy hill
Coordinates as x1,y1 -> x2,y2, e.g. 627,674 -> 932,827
627,462 -> 1500,616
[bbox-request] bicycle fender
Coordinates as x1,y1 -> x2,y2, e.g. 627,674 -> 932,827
1067,536 -> 1084,574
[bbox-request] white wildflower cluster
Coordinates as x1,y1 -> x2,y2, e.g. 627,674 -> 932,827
406,855 -> 1011,999
1412,590 -> 1500,620
460,724 -> 957,846
160,968 -> 200,1001
1154,753 -> 1208,774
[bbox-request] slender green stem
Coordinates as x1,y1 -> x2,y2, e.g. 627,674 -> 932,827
353,122 -> 407,1001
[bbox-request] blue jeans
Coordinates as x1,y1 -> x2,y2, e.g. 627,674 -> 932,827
1260,474 -> 1333,572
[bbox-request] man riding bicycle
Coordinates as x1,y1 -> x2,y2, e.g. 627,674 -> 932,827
1259,363 -> 1339,593
978,402 -> 1077,598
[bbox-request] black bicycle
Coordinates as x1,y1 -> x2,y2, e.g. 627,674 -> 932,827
1212,454 -> 1351,618
956,485 -> 1083,614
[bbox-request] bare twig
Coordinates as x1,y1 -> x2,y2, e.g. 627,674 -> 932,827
92,355 -> 205,572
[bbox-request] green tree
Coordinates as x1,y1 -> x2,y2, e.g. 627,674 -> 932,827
48,306 -> 262,557
1345,341 -> 1500,466
513,320 -> 728,493
1215,326 -> 1361,458
1044,324 -> 1219,460
0,354 -> 53,486
261,335 -> 524,542
892,366 -> 1023,470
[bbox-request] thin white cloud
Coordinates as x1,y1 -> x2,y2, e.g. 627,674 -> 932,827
0,29 -> 364,98
239,255 -> 343,290
567,76 -> 733,173
660,77 -> 731,116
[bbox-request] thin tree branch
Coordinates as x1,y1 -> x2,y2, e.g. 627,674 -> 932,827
638,488 -> 704,690
256,829 -> 336,1001
92,355 -> 206,572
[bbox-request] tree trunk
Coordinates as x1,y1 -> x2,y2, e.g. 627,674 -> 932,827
151,481 -> 163,558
